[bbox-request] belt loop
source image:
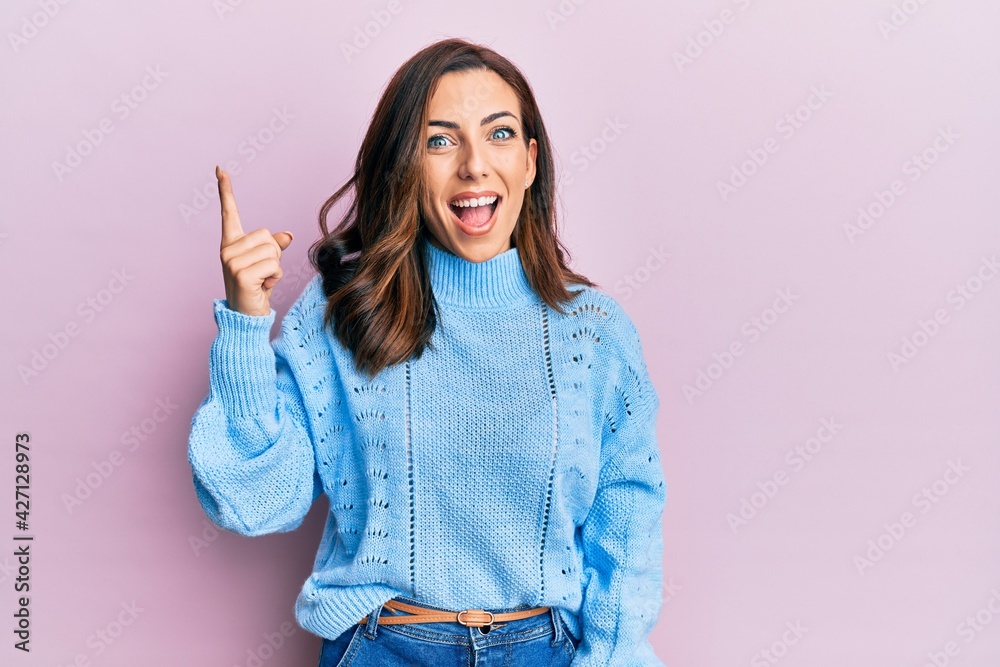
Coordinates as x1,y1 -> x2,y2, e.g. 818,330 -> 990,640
364,601 -> 385,639
550,608 -> 564,645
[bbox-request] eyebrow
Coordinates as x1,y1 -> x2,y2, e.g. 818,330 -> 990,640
427,110 -> 517,130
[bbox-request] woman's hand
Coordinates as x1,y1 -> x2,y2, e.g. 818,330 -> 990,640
216,166 -> 294,317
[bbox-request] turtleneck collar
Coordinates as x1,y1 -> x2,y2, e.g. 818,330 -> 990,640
422,234 -> 537,309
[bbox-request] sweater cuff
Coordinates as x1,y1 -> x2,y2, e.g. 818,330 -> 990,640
208,299 -> 279,418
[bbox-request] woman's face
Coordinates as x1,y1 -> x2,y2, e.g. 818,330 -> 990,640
420,68 -> 537,263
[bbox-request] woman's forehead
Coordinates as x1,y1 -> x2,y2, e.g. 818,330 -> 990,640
426,70 -> 520,125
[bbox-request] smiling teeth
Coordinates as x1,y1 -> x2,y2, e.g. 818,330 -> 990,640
451,195 -> 498,208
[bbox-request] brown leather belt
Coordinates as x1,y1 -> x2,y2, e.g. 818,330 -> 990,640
358,599 -> 550,632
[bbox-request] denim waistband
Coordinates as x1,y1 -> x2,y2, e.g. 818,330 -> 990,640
366,595 -> 564,645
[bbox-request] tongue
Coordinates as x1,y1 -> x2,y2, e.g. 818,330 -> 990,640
455,202 -> 493,227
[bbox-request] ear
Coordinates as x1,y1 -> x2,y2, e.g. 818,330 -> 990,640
525,138 -> 538,186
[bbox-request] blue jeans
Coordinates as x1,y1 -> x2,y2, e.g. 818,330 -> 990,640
317,595 -> 580,666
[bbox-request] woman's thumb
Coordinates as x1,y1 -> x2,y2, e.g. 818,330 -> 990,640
274,231 -> 294,250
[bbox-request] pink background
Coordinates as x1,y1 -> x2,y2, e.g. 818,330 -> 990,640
4,1 -> 999,665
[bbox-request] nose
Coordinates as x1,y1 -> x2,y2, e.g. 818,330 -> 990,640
457,140 -> 489,180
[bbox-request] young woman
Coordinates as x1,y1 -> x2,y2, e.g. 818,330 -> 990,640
188,38 -> 667,666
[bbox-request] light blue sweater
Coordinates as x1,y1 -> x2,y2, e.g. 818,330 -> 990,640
187,234 -> 667,666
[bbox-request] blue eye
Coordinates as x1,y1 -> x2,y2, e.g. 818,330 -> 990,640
428,135 -> 449,148
492,125 -> 518,141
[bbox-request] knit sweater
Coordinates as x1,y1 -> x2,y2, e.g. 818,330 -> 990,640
187,234 -> 667,666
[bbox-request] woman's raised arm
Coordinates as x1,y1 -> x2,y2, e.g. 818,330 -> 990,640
185,168 -> 321,537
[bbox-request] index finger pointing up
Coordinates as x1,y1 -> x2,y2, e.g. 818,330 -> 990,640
217,165 -> 244,247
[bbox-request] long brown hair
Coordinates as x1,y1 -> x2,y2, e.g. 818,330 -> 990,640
307,37 -> 595,379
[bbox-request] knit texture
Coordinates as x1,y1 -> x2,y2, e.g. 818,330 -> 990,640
187,234 -> 667,666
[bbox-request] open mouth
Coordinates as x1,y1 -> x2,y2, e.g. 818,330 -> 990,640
448,196 -> 500,230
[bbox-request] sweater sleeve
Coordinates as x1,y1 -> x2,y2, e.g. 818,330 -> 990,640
573,314 -> 667,666
186,298 -> 322,537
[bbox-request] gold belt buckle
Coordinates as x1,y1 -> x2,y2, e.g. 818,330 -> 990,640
457,609 -> 495,633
